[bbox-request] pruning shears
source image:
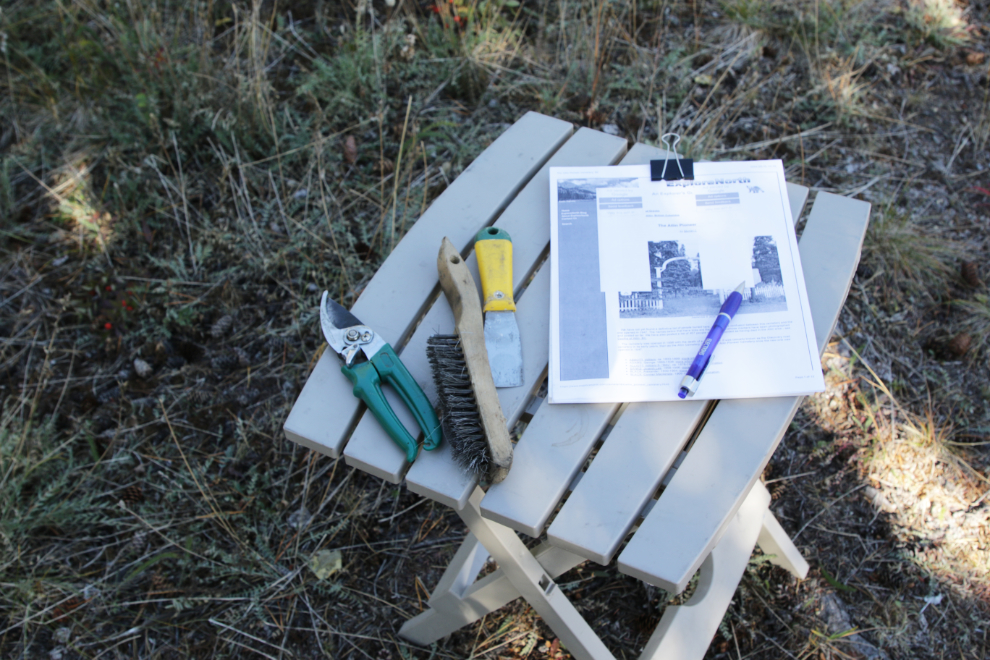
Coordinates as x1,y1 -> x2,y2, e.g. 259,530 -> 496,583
320,292 -> 442,462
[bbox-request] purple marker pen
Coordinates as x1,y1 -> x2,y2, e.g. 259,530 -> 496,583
678,281 -> 746,399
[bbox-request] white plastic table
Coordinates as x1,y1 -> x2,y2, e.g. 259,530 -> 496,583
284,112 -> 871,659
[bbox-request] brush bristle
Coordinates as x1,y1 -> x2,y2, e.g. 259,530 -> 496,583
426,335 -> 491,477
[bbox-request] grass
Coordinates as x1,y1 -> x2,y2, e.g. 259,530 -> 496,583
955,293 -> 990,360
862,198 -> 962,295
1,0 -> 989,658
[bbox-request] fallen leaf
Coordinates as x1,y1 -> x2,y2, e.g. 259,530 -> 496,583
948,332 -> 971,357
966,52 -> 986,66
344,135 -> 358,164
309,549 -> 342,580
694,73 -> 713,86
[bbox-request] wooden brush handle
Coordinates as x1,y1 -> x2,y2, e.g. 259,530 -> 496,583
436,237 -> 513,483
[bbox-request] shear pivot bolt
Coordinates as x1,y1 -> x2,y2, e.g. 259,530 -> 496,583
346,329 -> 360,341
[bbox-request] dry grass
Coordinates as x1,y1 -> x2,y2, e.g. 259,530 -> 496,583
905,0 -> 973,48
2,0 -> 989,658
862,199 -> 963,295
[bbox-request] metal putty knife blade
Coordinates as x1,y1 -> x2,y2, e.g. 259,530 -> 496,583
484,310 -> 523,388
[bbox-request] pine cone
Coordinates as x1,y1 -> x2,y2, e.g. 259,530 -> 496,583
120,485 -> 144,504
961,261 -> 981,287
210,314 -> 233,339
210,353 -> 239,373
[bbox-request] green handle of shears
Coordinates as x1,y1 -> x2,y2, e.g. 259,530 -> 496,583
341,344 -> 442,462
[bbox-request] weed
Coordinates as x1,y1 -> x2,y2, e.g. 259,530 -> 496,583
905,0 -> 972,48
955,294 -> 990,359
862,200 -> 961,295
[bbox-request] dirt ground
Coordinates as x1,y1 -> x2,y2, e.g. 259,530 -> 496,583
2,1 -> 989,658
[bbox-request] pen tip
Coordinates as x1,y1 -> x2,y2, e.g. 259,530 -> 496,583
734,281 -> 746,293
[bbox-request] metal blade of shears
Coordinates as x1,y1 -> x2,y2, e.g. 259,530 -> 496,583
320,292 -> 385,366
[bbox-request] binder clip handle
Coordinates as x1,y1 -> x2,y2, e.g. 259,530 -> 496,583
651,133 -> 694,181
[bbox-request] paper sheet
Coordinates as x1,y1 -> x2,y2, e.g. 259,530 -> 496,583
548,160 -> 826,403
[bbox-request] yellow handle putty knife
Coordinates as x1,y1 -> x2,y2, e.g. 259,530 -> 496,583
474,226 -> 523,387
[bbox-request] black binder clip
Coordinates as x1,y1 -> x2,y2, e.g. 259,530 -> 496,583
650,133 -> 694,181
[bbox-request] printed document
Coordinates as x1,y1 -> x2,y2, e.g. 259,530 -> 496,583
548,160 -> 826,403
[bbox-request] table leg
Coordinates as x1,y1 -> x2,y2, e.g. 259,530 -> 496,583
399,520 -> 587,646
638,483 -> 769,660
455,487 -> 616,660
754,482 -> 810,579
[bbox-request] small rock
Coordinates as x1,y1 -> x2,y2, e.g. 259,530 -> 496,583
236,388 -> 260,407
948,333 -> 971,357
51,255 -> 69,267
961,261 -> 981,287
98,386 -> 121,404
307,283 -> 318,293
210,315 -> 233,339
133,358 -> 153,379
292,188 -> 308,199
343,136 -> 358,165
233,347 -> 250,367
601,124 -> 621,136
819,593 -> 883,659
288,506 -> 312,530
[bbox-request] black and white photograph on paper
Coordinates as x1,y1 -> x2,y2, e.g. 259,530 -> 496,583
744,235 -> 788,313
618,235 -> 788,319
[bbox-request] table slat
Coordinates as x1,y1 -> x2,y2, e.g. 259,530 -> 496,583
477,143 -> 673,536
346,128 -> 630,486
617,191 -> 870,592
546,400 -> 708,564
283,112 -> 573,458
479,400 -> 618,536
